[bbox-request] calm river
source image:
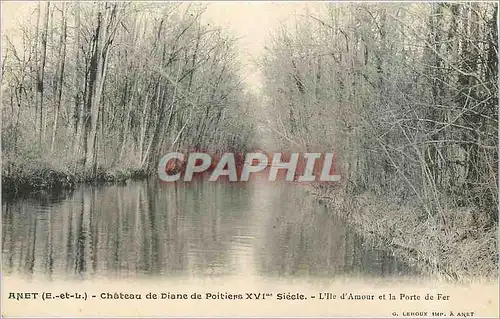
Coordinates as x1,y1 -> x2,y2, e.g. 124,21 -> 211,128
2,174 -> 414,281
4,175 -> 499,318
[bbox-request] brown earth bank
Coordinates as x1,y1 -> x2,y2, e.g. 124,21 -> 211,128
1,158 -> 149,199
308,184 -> 498,283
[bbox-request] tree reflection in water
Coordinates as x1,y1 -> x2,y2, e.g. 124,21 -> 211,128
2,179 -> 416,281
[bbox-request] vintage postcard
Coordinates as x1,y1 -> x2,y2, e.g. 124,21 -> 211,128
1,1 -> 498,318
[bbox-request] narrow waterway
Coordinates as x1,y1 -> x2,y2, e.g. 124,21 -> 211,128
2,173 -> 415,281
4,175 -> 499,318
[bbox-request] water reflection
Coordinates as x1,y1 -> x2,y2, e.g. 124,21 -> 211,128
2,177 -> 416,281
254,183 -> 408,278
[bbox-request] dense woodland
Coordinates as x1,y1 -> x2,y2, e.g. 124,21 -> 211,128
259,3 -> 498,279
261,3 -> 498,224
1,2 -> 498,279
2,2 -> 255,191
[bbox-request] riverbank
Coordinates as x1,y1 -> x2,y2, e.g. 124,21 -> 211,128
310,186 -> 498,283
1,159 -> 149,199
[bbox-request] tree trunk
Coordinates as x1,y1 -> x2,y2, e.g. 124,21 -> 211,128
51,2 -> 67,152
